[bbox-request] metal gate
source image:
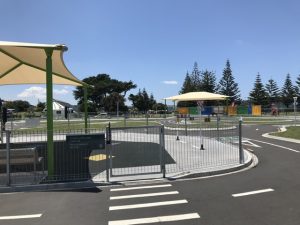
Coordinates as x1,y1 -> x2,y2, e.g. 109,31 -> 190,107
106,125 -> 166,178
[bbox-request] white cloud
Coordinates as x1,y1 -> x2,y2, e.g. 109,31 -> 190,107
18,87 -> 46,99
54,89 -> 69,95
162,80 -> 178,85
18,86 -> 69,100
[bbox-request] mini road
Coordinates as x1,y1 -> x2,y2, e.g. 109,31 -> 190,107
0,124 -> 300,225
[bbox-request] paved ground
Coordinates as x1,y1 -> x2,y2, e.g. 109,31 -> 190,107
1,124 -> 300,224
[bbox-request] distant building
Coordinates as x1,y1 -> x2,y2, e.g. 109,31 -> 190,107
43,99 -> 77,119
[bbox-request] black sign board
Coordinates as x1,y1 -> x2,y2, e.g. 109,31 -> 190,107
66,133 -> 105,151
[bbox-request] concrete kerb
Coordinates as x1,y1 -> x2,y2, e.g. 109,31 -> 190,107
262,125 -> 300,144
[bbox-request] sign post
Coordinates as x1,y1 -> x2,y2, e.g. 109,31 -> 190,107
197,101 -> 204,150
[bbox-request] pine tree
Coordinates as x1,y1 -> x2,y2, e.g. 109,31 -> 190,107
265,78 -> 281,104
281,73 -> 297,108
190,62 -> 201,91
180,72 -> 193,94
249,73 -> 268,106
218,60 -> 241,103
296,74 -> 300,96
200,70 -> 217,93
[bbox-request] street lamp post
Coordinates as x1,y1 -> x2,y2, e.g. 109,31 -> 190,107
293,96 -> 298,126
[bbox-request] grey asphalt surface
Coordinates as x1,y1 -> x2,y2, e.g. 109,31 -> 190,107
1,124 -> 300,225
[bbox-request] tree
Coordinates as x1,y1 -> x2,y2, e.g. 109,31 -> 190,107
36,101 -> 46,112
73,74 -> 136,112
296,74 -> 300,97
218,60 -> 241,103
200,70 -> 217,93
265,78 -> 281,104
179,72 -> 193,94
189,62 -> 201,91
249,73 -> 268,106
281,73 -> 297,108
128,88 -> 156,112
5,100 -> 31,112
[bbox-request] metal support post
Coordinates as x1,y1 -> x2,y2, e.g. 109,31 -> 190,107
105,123 -> 112,182
6,130 -> 10,186
84,85 -> 88,133
184,116 -> 187,136
160,126 -> 166,178
293,97 -> 298,126
239,117 -> 244,164
45,48 -> 54,177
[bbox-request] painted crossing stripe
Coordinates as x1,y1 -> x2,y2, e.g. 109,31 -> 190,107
111,184 -> 172,192
110,191 -> 179,200
232,188 -> 274,197
109,199 -> 188,211
108,213 -> 200,225
0,214 -> 42,220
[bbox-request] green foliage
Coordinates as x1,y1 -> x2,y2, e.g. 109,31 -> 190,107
4,100 -> 31,112
128,88 -> 156,112
281,73 -> 297,107
200,70 -> 217,93
180,72 -> 193,94
265,78 -> 281,104
73,74 -> 136,112
36,101 -> 46,112
218,60 -> 241,103
249,73 -> 268,106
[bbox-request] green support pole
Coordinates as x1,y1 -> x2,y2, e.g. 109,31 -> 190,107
164,99 -> 167,118
84,84 -> 88,133
45,48 -> 54,177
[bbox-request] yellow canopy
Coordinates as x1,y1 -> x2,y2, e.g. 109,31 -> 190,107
165,91 -> 229,101
0,41 -> 82,86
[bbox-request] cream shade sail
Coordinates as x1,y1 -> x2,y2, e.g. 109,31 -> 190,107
165,92 -> 229,101
0,41 -> 82,86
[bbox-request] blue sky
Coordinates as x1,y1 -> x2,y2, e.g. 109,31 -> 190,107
1,0 -> 300,105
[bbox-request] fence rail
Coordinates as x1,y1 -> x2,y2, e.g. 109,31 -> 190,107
0,117 -> 245,186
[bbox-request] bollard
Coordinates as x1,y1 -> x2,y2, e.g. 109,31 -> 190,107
239,117 -> 244,164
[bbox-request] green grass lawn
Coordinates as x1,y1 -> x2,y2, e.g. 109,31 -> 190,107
271,126 -> 300,140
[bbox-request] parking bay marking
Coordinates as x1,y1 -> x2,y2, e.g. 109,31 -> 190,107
232,188 -> 274,197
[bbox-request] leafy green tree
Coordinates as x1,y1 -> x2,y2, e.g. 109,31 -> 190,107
218,60 -> 241,103
265,78 -> 281,104
249,73 -> 268,106
296,74 -> 300,97
281,73 -> 297,107
128,88 -> 156,112
36,101 -> 46,112
73,74 -> 136,112
5,100 -> 31,112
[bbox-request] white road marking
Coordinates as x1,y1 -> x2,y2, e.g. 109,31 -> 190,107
108,213 -> 200,225
0,214 -> 42,220
242,140 -> 261,148
109,199 -> 188,211
111,184 -> 172,192
249,139 -> 300,153
110,191 -> 179,200
0,192 -> 24,195
192,145 -> 201,149
232,188 -> 274,197
179,141 -> 187,144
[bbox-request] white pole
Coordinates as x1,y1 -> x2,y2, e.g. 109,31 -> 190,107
293,97 -> 297,126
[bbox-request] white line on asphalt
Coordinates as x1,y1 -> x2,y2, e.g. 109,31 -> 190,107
110,191 -> 179,200
111,184 -> 172,192
109,199 -> 188,211
232,188 -> 274,197
192,145 -> 201,149
179,141 -> 187,144
249,139 -> 300,153
0,214 -> 42,220
108,213 -> 200,225
0,192 -> 24,195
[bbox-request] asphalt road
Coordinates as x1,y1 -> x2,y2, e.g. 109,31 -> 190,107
1,124 -> 300,225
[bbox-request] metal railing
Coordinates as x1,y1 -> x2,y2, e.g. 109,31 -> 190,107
0,117 -> 245,186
